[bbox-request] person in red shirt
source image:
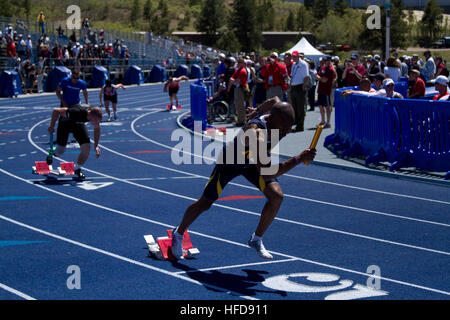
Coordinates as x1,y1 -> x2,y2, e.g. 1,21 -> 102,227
228,56 -> 249,126
164,75 -> 189,108
407,69 -> 425,99
431,75 -> 450,101
6,38 -> 16,58
343,53 -> 365,87
434,56 -> 447,78
316,55 -> 336,128
260,52 -> 289,100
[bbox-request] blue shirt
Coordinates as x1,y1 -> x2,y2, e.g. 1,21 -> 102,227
58,77 -> 87,106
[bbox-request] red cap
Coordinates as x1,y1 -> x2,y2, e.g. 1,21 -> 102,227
292,51 -> 299,57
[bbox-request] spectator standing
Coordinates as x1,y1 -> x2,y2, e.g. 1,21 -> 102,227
316,55 -> 335,129
228,57 -> 250,127
25,35 -> 33,59
37,12 -> 46,35
384,57 -> 401,82
421,51 -> 436,81
333,56 -> 344,88
23,59 -> 36,94
289,51 -> 309,132
307,60 -> 317,111
254,56 -> 267,107
343,53 -> 365,87
261,52 -> 289,100
434,56 -> 448,78
407,69 -> 426,99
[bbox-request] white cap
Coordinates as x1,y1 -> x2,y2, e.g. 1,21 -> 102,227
270,52 -> 278,58
432,75 -> 449,86
383,78 -> 395,87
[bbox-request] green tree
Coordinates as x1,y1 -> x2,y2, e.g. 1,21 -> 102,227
296,4 -> 313,31
215,31 -> 241,53
229,0 -> 262,52
304,0 -> 314,8
421,0 -> 444,45
130,0 -> 140,28
23,0 -> 31,20
334,0 -> 348,16
143,0 -> 153,21
195,0 -> 225,46
0,0 -> 15,17
286,10 -> 295,31
313,0 -> 330,20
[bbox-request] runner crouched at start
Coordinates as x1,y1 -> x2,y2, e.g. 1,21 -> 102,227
47,103 -> 102,180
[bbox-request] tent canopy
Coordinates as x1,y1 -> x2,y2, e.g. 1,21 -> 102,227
284,37 -> 325,65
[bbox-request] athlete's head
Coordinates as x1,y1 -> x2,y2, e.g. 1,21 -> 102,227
88,106 -> 103,126
267,102 -> 295,139
105,79 -> 112,87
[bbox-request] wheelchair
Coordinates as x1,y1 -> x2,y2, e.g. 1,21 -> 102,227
207,99 -> 230,124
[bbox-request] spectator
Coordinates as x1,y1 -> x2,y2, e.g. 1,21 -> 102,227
359,78 -> 376,93
431,75 -> 450,101
434,56 -> 448,78
384,56 -> 401,82
307,60 -> 317,111
343,53 -> 365,87
37,11 -> 46,35
407,69 -> 425,99
367,57 -> 381,76
333,56 -> 344,88
342,78 -> 403,99
254,56 -> 267,107
261,52 -> 289,100
421,50 -> 436,81
370,73 -> 385,91
23,59 -> 36,94
216,53 -> 226,77
400,56 -> 409,77
228,56 -> 250,127
316,55 -> 336,129
289,51 -> 309,132
6,37 -> 16,58
25,35 -> 33,59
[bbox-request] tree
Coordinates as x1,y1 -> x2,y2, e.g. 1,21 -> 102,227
143,0 -> 153,21
130,0 -> 140,28
421,0 -> 444,45
216,31 -> 241,53
334,0 -> 348,16
195,0 -> 225,46
304,0 -> 314,8
23,0 -> 31,20
286,10 -> 295,31
313,0 -> 330,20
229,0 -> 262,52
296,4 -> 314,31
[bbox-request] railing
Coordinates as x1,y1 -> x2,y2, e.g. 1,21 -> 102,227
325,87 -> 450,179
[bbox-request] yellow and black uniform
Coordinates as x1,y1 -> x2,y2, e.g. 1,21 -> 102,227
202,115 -> 277,201
56,104 -> 92,147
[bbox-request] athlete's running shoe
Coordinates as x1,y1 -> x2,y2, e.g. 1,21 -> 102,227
74,168 -> 86,180
248,237 -> 273,259
170,227 -> 184,260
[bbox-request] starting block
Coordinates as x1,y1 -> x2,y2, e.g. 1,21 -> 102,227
32,161 -> 76,178
144,229 -> 199,260
167,104 -> 182,111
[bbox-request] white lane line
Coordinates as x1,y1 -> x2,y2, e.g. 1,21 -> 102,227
0,214 -> 257,300
0,282 -> 36,300
284,173 -> 450,205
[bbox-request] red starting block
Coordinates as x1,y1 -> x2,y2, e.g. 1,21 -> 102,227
32,161 -> 76,177
144,229 -> 199,260
167,104 -> 182,111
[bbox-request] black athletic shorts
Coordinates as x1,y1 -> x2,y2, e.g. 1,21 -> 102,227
168,86 -> 179,96
202,164 -> 278,201
104,94 -> 118,104
56,117 -> 90,146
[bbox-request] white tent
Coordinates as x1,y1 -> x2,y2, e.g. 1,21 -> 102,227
284,37 -> 325,65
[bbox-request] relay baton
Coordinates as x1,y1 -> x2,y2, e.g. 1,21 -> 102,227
304,125 -> 323,166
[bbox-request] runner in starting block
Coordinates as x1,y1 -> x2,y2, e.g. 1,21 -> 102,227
144,229 -> 199,260
164,75 -> 189,111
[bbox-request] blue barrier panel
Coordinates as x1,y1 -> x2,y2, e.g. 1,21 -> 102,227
190,64 -> 203,79
91,65 -> 109,88
394,81 -> 408,98
44,66 -> 71,92
326,85 -> 450,174
123,65 -> 144,85
190,82 -> 208,130
175,64 -> 189,78
149,64 -> 166,83
203,65 -> 211,78
0,70 -> 23,97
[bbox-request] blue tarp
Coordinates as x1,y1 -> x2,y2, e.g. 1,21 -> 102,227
91,66 -> 109,88
123,65 -> 144,85
44,66 -> 71,92
175,64 -> 188,78
148,65 -> 166,83
190,64 -> 202,79
0,70 -> 23,97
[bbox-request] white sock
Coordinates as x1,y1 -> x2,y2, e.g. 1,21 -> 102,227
251,233 -> 261,242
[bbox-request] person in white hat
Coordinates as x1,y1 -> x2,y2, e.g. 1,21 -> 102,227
431,75 -> 450,101
341,78 -> 403,99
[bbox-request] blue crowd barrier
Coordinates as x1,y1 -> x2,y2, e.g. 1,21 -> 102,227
190,64 -> 203,79
0,70 -> 23,97
44,66 -> 71,92
123,65 -> 144,85
325,86 -> 450,178
148,65 -> 166,83
91,65 -> 109,88
175,64 -> 189,78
